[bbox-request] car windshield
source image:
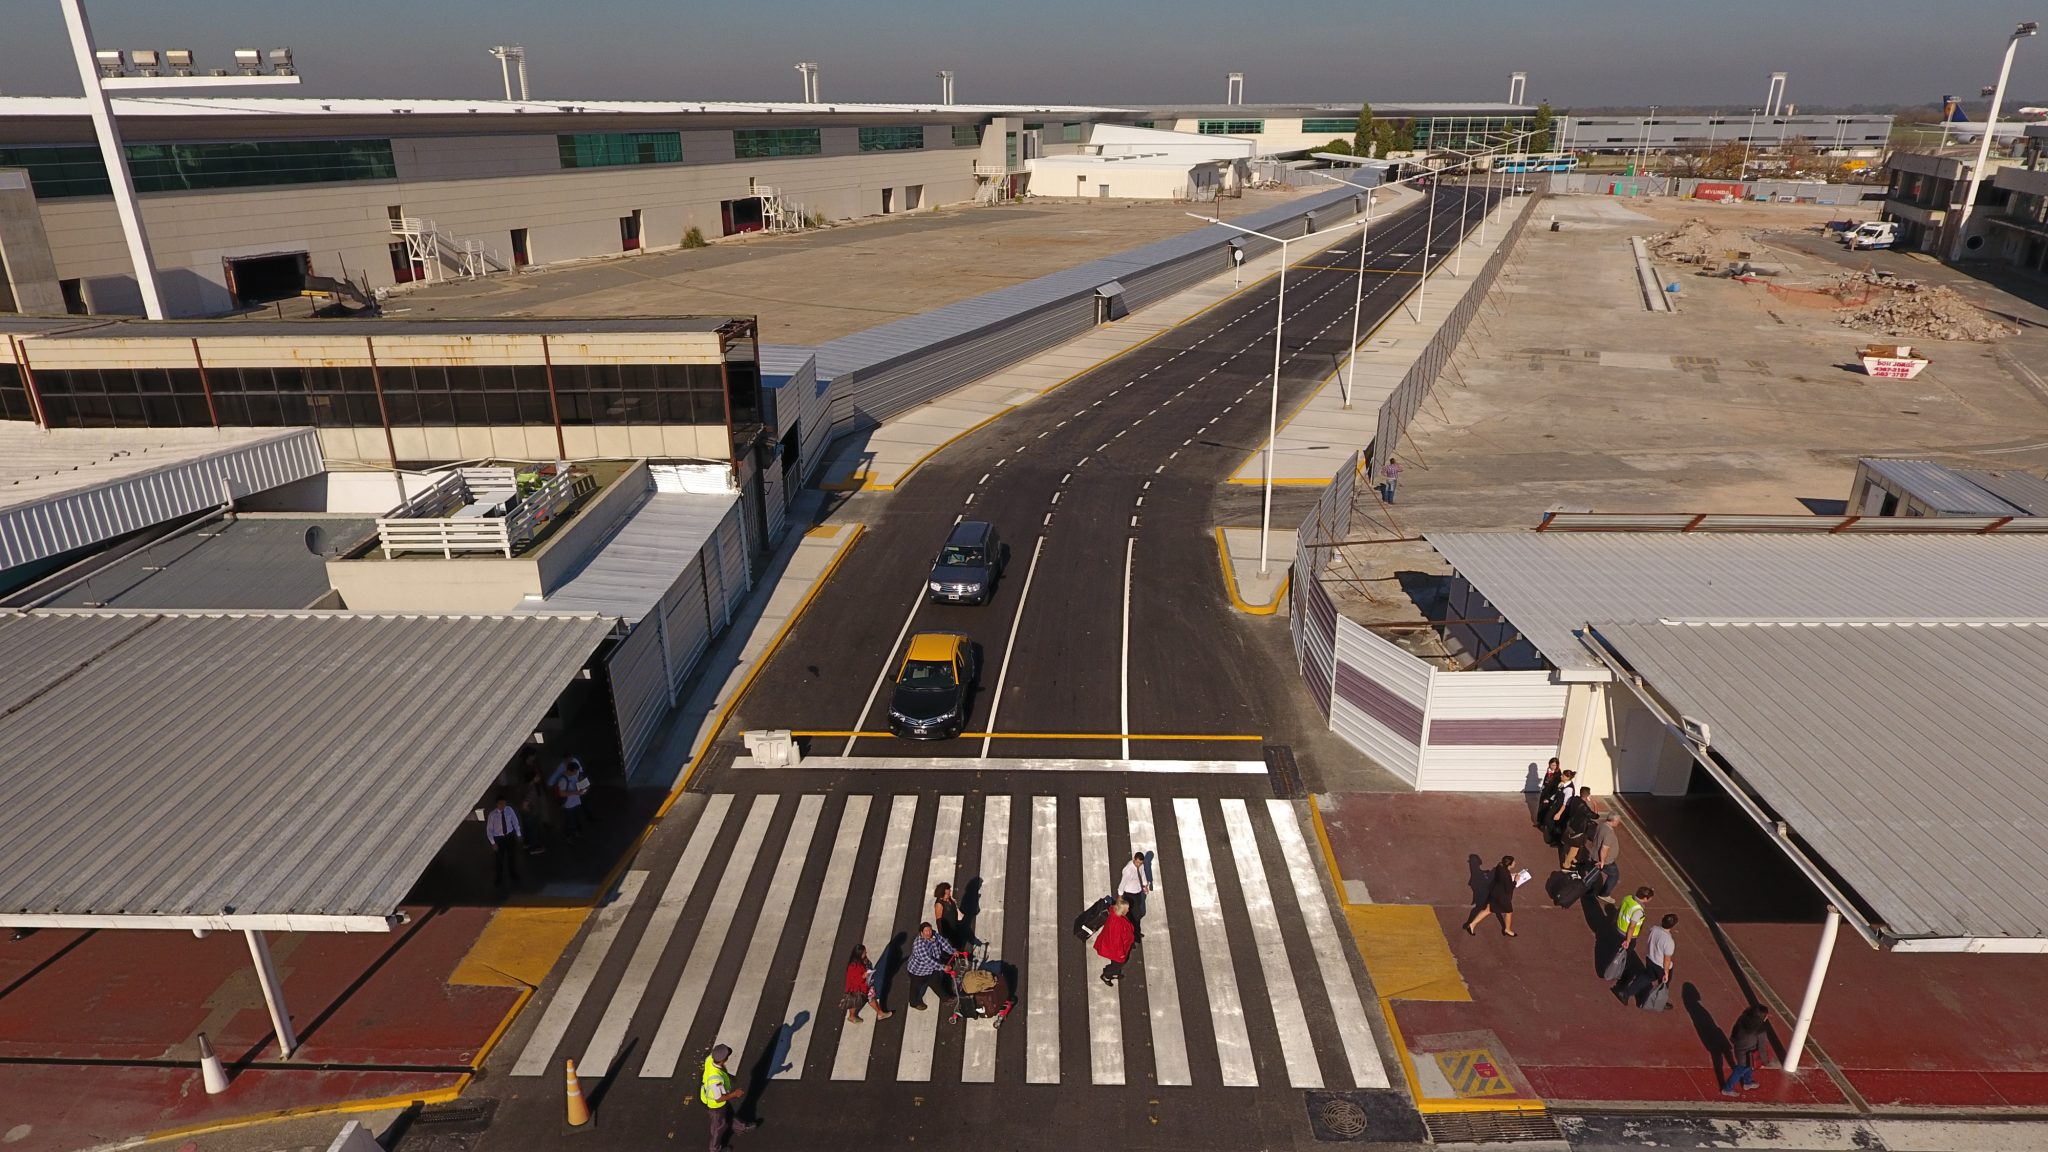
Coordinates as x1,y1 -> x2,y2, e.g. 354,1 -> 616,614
899,658 -> 957,690
938,546 -> 985,567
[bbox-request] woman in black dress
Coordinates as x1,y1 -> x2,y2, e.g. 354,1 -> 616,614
1463,855 -> 1519,937
933,881 -> 965,952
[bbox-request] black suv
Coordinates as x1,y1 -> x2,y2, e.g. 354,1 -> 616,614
926,521 -> 1004,605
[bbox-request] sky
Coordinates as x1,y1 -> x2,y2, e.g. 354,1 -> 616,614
2,0 -> 2044,110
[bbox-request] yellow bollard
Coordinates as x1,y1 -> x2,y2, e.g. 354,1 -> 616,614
565,1057 -> 591,1127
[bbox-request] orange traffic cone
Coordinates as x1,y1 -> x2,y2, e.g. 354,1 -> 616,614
565,1058 -> 591,1127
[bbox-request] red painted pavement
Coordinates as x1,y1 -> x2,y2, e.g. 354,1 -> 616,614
0,905 -> 514,1067
0,1063 -> 463,1152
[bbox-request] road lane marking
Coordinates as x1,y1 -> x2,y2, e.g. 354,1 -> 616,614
961,794 -> 1011,1082
978,473 -> 990,485
640,793 -> 780,1078
1121,536 -> 1135,760
1269,799 -> 1389,1089
1127,797 -> 1191,1085
1221,798 -> 1323,1089
1051,492 -> 1062,504
1081,796 -> 1123,1085
1026,796 -> 1060,1084
776,794 -> 870,1079
714,794 -> 822,1074
1175,798 -> 1257,1086
897,795 -> 963,1082
979,536 -> 1046,757
577,795 -> 733,1078
1060,472 -> 1071,484
833,795 -> 917,1080
511,869 -> 649,1076
845,592 -> 925,755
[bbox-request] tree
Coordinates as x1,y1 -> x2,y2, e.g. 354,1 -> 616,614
1530,102 -> 1555,153
1353,103 -> 1373,158
1389,119 -> 1416,153
1323,138 -> 1354,156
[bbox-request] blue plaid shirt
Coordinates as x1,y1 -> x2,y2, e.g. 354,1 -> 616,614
906,933 -> 951,976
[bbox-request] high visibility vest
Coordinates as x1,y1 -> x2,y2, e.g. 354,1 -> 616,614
1616,895 -> 1645,937
700,1055 -> 731,1108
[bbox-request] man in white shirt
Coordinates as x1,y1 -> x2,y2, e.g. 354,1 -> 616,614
1118,851 -> 1151,934
485,794 -> 524,889
549,757 -> 591,844
1618,913 -> 1678,1008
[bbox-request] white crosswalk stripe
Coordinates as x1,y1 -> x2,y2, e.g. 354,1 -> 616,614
515,790 -> 1387,1094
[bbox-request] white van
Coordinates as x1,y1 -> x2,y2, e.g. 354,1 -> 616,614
1846,221 -> 1898,251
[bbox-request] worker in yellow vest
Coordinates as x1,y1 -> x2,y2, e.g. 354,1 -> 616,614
701,1043 -> 755,1149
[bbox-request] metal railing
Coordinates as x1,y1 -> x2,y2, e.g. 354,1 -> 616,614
376,464 -> 585,559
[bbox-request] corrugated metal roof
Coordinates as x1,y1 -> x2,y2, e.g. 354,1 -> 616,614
812,183 -> 1364,379
0,424 -> 309,511
49,317 -> 735,340
0,96 -> 1124,120
1862,458 -> 2024,515
43,516 -> 372,610
1957,467 -> 2048,516
0,611 -> 614,931
521,491 -> 737,621
1595,619 -> 2048,944
1426,531 -> 2048,673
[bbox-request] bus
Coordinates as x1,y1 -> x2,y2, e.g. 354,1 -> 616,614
1496,153 -> 1580,174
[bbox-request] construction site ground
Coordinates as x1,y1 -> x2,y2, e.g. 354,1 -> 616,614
374,187 -> 1323,343
1326,191 -> 2048,633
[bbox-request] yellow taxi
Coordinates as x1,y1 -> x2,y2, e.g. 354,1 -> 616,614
887,631 -> 980,740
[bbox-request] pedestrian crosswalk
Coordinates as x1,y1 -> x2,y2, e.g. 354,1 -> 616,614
509,788 -> 1390,1092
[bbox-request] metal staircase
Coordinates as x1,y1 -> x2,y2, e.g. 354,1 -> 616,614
390,217 -> 510,282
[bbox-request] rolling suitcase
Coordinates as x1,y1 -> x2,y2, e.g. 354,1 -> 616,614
1546,869 -> 1587,908
1071,894 -> 1112,941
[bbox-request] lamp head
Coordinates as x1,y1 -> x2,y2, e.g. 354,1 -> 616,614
2016,20 -> 2039,37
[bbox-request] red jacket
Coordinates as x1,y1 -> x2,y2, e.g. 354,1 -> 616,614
844,961 -> 870,997
1094,912 -> 1136,963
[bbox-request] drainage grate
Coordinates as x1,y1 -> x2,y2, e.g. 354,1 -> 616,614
390,1099 -> 499,1152
1423,1109 -> 1561,1144
1264,744 -> 1304,800
1303,1090 -> 1426,1144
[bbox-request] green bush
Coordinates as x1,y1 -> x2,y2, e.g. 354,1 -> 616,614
681,226 -> 708,249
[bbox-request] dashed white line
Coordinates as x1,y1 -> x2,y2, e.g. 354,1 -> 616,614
978,473 -> 990,485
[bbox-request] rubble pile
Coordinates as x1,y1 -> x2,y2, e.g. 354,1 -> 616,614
1646,218 -> 1730,261
1837,279 -> 2015,342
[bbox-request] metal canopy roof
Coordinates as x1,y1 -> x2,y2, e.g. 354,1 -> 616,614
1590,619 -> 2048,950
1862,458 -> 2025,516
519,490 -> 736,621
0,611 -> 614,932
1427,531 -> 2048,676
44,515 -> 372,610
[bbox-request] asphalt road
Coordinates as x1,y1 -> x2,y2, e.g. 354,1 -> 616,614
724,185 -> 1504,771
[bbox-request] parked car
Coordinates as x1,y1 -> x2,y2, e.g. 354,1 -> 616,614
887,632 -> 980,740
1845,221 -> 1897,251
927,520 -> 1004,605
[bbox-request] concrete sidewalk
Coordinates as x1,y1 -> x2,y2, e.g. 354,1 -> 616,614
1231,190 -> 1535,486
818,187 -> 1417,493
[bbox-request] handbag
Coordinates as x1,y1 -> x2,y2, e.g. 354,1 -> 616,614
1641,981 -> 1670,1011
1601,943 -> 1631,983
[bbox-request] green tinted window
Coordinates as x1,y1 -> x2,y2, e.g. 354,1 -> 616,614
951,124 -> 981,147
1132,120 -> 1155,129
1062,123 -> 1082,142
1197,120 -> 1265,135
734,128 -> 822,158
1302,118 -> 1357,134
0,140 -> 397,198
859,126 -> 925,152
557,132 -> 682,168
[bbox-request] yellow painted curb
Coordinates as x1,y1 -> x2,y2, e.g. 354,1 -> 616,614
658,522 -> 866,817
1212,527 -> 1288,615
804,523 -> 843,538
1379,997 -> 1545,1115
450,906 -> 590,990
467,986 -> 533,1069
141,1082 -> 469,1144
1308,795 -> 1348,903
1223,474 -> 1346,487
1345,905 -> 1471,1003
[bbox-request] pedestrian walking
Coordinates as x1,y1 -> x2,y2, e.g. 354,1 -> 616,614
485,792 -> 523,889
1463,855 -> 1521,936
1559,786 -> 1598,869
518,749 -> 552,857
1095,899 -> 1137,985
700,1043 -> 755,1149
1544,770 -> 1578,845
1534,757 -> 1564,832
1589,815 -> 1623,906
1118,851 -> 1151,932
1615,886 -> 1653,949
1380,457 -> 1404,504
550,757 -> 592,844
1721,1005 -> 1772,1095
841,944 -> 892,1024
932,882 -> 965,953
1616,913 -> 1678,1009
904,923 -> 956,1011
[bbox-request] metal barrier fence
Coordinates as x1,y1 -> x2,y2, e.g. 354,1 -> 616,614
1368,190 -> 1541,481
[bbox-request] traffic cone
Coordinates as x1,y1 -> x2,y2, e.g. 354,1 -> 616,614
197,1032 -> 229,1095
564,1058 -> 591,1127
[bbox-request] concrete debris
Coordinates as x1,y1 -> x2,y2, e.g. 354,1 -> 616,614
1835,276 -> 2015,342
1646,218 -> 1734,261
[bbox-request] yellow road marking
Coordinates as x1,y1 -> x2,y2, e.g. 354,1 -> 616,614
804,523 -> 843,538
451,906 -> 590,989
1212,526 -> 1289,615
1344,905 -> 1471,1002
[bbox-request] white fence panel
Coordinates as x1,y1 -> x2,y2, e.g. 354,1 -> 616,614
1328,617 -> 1434,787
608,615 -> 670,770
659,555 -> 713,699
1417,672 -> 1569,792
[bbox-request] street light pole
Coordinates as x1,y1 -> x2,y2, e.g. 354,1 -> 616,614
1186,217 -> 1290,576
1741,108 -> 1760,179
1950,21 -> 2039,262
1306,172 -> 1379,410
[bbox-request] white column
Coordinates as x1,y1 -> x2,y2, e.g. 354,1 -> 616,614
244,929 -> 298,1058
1260,239 -> 1289,576
59,0 -> 168,319
1782,905 -> 1840,1074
